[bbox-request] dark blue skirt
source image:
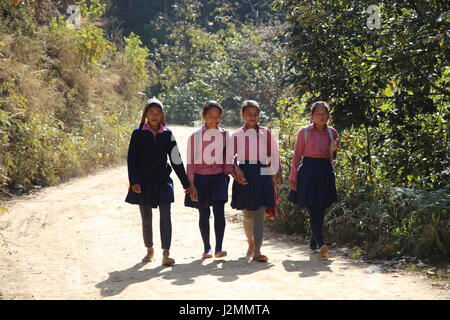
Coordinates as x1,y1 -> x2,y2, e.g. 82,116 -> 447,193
125,179 -> 174,208
288,157 -> 337,208
231,162 -> 274,211
184,173 -> 230,209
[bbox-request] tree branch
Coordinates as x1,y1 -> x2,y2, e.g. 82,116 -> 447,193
409,58 -> 450,96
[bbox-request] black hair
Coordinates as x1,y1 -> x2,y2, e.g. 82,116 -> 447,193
310,101 -> 330,114
241,100 -> 260,113
202,100 -> 223,116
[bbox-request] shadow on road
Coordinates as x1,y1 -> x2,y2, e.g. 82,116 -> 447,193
282,254 -> 334,278
95,258 -> 273,297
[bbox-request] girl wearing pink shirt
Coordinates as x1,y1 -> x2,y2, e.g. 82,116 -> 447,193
288,101 -> 339,260
185,101 -> 231,259
228,100 -> 282,262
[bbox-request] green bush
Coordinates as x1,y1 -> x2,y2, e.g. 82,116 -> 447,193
270,94 -> 450,265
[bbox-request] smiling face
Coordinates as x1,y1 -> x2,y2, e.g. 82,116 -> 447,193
202,106 -> 222,129
242,106 -> 260,128
311,105 -> 330,127
145,104 -> 163,129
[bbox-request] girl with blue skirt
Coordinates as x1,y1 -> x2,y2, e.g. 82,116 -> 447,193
228,100 -> 282,262
125,98 -> 190,266
288,101 -> 339,260
185,101 -> 231,259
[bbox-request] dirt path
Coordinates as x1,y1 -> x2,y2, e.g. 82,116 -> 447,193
0,126 -> 448,300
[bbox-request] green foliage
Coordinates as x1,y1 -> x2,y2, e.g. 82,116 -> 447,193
76,0 -> 106,20
274,0 -> 449,189
0,1 -> 37,36
75,24 -> 113,68
150,0 -> 286,125
271,98 -> 449,264
0,2 -> 147,198
122,32 -> 150,94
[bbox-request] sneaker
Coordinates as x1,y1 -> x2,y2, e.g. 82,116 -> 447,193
319,245 -> 329,260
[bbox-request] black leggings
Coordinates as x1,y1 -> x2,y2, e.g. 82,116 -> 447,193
139,204 -> 171,249
307,206 -> 326,249
198,204 -> 226,253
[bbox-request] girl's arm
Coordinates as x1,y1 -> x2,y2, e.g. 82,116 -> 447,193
127,129 -> 141,187
168,132 -> 190,189
186,134 -> 195,183
329,129 -> 339,160
268,130 -> 283,185
289,129 -> 305,184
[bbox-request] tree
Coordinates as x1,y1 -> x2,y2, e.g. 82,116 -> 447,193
274,0 -> 449,188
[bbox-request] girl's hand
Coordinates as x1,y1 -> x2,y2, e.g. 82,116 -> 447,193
189,185 -> 198,202
132,184 -> 141,193
184,187 -> 190,194
232,167 -> 248,185
289,180 -> 297,192
330,140 -> 338,153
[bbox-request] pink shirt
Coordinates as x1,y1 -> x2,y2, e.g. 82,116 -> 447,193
142,123 -> 168,136
186,125 -> 233,182
226,124 -> 281,175
289,124 -> 338,183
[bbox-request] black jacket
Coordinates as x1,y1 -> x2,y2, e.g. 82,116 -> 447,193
127,127 -> 189,189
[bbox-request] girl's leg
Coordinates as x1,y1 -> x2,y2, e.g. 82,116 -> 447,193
252,207 -> 267,261
139,205 -> 153,248
159,203 -> 172,252
198,207 -> 212,254
139,205 -> 154,263
159,204 -> 175,265
309,236 -> 318,251
243,210 -> 255,256
307,206 -> 325,248
212,203 -> 226,254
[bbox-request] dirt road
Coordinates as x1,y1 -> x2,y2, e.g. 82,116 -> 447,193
0,126 -> 448,300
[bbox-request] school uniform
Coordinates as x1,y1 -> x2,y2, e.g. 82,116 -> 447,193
228,124 -> 280,211
125,123 -> 189,249
227,124 -> 281,245
288,124 -> 338,249
184,125 -> 231,253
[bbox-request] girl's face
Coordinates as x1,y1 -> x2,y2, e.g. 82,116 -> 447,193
242,106 -> 260,128
311,106 -> 330,126
146,105 -> 163,129
203,107 -> 222,129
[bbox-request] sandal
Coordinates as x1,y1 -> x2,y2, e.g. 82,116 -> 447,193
319,245 -> 329,260
253,255 -> 269,262
141,251 -> 154,263
162,257 -> 175,266
214,251 -> 227,258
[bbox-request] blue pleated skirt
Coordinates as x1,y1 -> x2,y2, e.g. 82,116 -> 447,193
288,157 -> 337,208
231,162 -> 274,211
125,179 -> 174,208
184,173 -> 230,209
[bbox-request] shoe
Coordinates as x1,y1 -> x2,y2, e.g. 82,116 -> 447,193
202,251 -> 213,259
319,245 -> 329,260
310,248 -> 319,254
253,255 -> 269,262
162,257 -> 175,266
214,251 -> 227,258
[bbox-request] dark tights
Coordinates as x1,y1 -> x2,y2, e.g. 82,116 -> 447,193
198,204 -> 226,253
307,206 -> 325,249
